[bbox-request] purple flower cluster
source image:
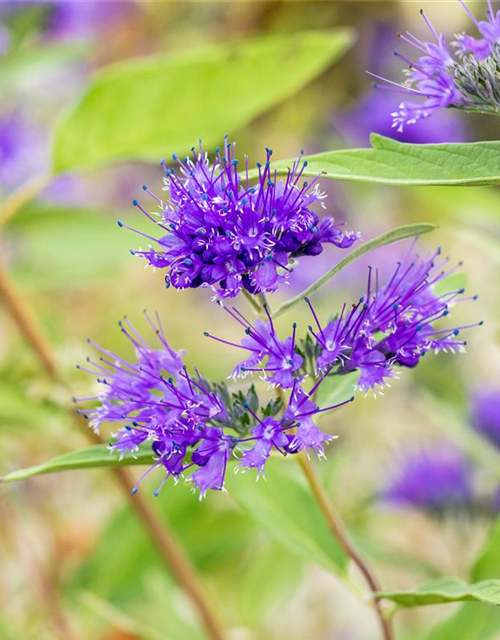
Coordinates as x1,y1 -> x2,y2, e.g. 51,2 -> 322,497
76,238 -> 480,498
470,387 -> 500,450
381,443 -> 473,512
76,312 -> 350,497
306,247 -> 480,394
122,139 -> 358,298
371,1 -> 500,130
205,304 -> 303,389
214,246 -> 479,396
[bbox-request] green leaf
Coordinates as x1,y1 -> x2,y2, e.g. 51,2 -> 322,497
237,542 -> 303,626
53,29 -> 354,173
426,518 -> 500,640
0,444 -> 155,484
275,222 -> 436,317
0,41 -> 88,93
257,135 -> 500,187
227,459 -> 347,575
378,577 -> 500,609
471,518 -> 500,582
8,203 -> 133,288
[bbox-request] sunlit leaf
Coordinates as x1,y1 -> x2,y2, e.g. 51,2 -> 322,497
53,29 -> 354,172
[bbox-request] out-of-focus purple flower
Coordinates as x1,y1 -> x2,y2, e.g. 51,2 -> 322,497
0,109 -> 83,201
340,91 -> 469,145
0,112 -> 46,194
490,486 -> 500,512
381,443 -> 474,512
0,1 -> 135,43
76,311 -> 352,497
123,139 -> 358,299
0,24 -> 9,55
306,245 -> 481,394
370,2 -> 500,131
45,1 -> 134,41
470,387 -> 500,450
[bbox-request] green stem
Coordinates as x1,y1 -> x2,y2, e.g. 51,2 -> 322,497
297,454 -> 395,640
0,173 -> 52,229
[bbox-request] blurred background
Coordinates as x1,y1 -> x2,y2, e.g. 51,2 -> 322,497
1,2 -> 500,640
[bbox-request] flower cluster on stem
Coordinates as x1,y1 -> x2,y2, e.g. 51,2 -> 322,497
120,138 -> 358,298
371,1 -> 500,130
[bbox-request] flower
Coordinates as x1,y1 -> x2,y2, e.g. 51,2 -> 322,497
306,245 -> 481,394
454,0 -> 500,59
470,387 -> 500,450
380,443 -> 474,512
370,2 -> 500,130
75,312 -> 234,498
205,303 -> 303,389
76,311 -> 352,497
123,139 -> 358,298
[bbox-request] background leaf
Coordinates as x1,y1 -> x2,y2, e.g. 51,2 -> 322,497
260,134 -> 500,187
426,518 -> 500,640
227,458 -> 348,575
8,203 -> 132,288
378,577 -> 500,608
53,29 -> 354,173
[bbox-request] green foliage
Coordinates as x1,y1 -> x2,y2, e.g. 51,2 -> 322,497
227,459 -> 348,575
275,222 -> 436,317
378,577 -> 500,608
237,542 -> 303,627
259,134 -> 500,186
0,42 -> 87,93
315,370 -> 361,407
0,444 -> 155,483
53,29 -> 354,172
426,518 -> 500,640
0,381 -> 60,432
8,203 -> 132,288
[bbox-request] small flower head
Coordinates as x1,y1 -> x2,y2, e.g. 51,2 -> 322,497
381,443 -> 474,513
205,303 -> 303,389
371,1 -> 500,130
124,139 -> 358,299
306,245 -> 481,394
470,387 -> 500,450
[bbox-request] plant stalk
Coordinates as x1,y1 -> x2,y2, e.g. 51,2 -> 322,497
0,173 -> 52,229
0,260 -> 226,640
297,454 -> 395,640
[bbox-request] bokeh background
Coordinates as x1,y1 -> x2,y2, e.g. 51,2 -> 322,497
1,2 -> 500,640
